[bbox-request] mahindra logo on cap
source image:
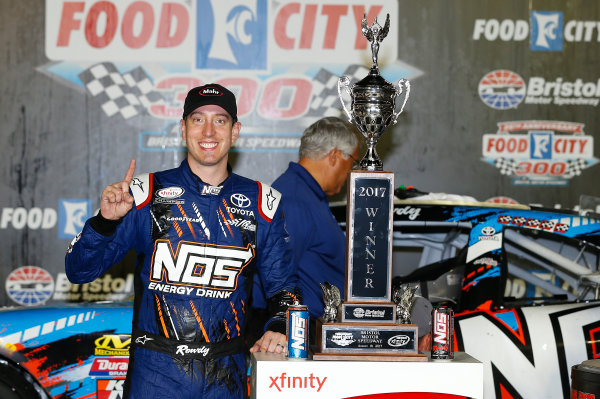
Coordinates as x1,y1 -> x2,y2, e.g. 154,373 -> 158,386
201,87 -> 222,96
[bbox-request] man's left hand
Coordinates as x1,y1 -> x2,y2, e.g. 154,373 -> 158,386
249,331 -> 286,354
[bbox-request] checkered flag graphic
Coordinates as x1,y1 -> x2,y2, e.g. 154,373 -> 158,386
79,63 -> 163,119
554,223 -> 569,233
498,215 -> 512,224
563,159 -> 587,177
308,64 -> 369,117
540,220 -> 556,231
495,158 -> 518,175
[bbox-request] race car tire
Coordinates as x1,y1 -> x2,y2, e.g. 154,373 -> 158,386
0,358 -> 49,399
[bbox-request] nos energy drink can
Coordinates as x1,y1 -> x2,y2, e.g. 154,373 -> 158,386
431,306 -> 454,360
287,304 -> 309,360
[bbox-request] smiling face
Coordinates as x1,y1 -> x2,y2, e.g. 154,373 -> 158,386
180,104 -> 241,179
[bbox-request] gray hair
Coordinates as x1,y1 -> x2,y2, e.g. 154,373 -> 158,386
299,117 -> 360,160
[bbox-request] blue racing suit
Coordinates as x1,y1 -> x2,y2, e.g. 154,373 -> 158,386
66,160 -> 297,399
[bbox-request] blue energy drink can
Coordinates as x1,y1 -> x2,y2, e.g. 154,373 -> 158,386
286,304 -> 309,360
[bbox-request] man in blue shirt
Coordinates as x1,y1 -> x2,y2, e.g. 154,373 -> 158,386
272,117 -> 360,322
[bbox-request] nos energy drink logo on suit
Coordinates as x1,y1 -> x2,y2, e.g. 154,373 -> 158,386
195,0 -> 267,70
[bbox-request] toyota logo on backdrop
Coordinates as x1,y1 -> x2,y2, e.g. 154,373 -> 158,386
230,193 -> 251,208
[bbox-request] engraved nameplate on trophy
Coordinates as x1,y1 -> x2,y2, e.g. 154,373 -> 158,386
345,172 -> 394,302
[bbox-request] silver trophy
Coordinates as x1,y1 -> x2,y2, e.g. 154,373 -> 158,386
338,14 -> 410,171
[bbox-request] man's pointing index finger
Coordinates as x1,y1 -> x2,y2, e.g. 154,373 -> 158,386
124,159 -> 136,183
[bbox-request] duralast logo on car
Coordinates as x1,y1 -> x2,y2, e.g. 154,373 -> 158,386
90,358 -> 129,377
482,120 -> 598,186
149,241 -> 254,297
478,70 -> 600,110
94,335 -> 131,356
388,334 -> 410,347
473,11 -> 600,51
157,187 -> 185,199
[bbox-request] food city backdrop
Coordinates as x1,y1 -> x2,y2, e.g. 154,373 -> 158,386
1,0 -> 599,307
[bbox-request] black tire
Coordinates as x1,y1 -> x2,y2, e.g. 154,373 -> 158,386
0,358 -> 49,399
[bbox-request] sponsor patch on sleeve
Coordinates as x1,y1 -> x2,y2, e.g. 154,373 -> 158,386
130,173 -> 153,209
257,182 -> 281,222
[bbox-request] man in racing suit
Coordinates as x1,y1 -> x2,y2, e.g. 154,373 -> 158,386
65,84 -> 298,399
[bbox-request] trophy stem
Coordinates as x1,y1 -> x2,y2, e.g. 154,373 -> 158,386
360,138 -> 383,171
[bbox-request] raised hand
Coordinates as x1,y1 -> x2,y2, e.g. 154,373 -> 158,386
100,159 -> 136,220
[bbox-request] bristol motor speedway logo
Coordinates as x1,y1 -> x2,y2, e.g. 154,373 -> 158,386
482,120 -> 598,186
43,0 -> 421,152
473,10 -> 600,51
478,69 -> 600,110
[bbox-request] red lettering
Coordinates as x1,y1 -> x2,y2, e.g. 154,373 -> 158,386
507,138 -> 517,152
516,162 -> 531,175
258,78 -> 311,118
352,5 -> 383,49
156,3 -> 188,48
299,5 -> 317,49
121,2 -> 154,49
57,2 -> 85,46
533,162 -> 548,175
274,3 -> 299,50
550,162 -> 566,176
321,5 -> 348,49
85,1 -> 118,48
216,78 -> 258,118
486,137 -> 496,153
518,138 -> 527,152
578,138 -> 588,154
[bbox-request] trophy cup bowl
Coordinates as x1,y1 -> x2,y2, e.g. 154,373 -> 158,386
337,13 -> 410,171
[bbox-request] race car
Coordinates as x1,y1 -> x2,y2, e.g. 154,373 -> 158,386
1,198 -> 600,398
332,197 -> 600,398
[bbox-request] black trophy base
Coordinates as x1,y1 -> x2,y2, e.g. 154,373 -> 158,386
313,320 -> 426,361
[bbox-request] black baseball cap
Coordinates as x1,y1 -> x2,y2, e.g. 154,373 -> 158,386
182,83 -> 237,121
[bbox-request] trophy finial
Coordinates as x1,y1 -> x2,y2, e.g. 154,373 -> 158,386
361,13 -> 391,69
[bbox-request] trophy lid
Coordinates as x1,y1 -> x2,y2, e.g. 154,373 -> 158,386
352,67 -> 396,104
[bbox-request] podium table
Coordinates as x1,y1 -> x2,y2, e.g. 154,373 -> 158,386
251,351 -> 483,399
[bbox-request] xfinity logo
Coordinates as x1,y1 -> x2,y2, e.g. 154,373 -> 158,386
269,372 -> 327,392
388,334 -> 411,347
230,193 -> 251,208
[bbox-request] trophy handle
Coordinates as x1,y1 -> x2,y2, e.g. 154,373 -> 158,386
337,76 -> 353,122
392,78 -> 410,124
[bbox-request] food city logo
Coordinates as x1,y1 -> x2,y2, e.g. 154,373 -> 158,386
5,266 -> 55,306
482,120 -> 598,186
472,11 -> 600,51
43,0 -> 421,152
58,199 -> 91,239
479,70 -> 600,110
149,241 -> 254,298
